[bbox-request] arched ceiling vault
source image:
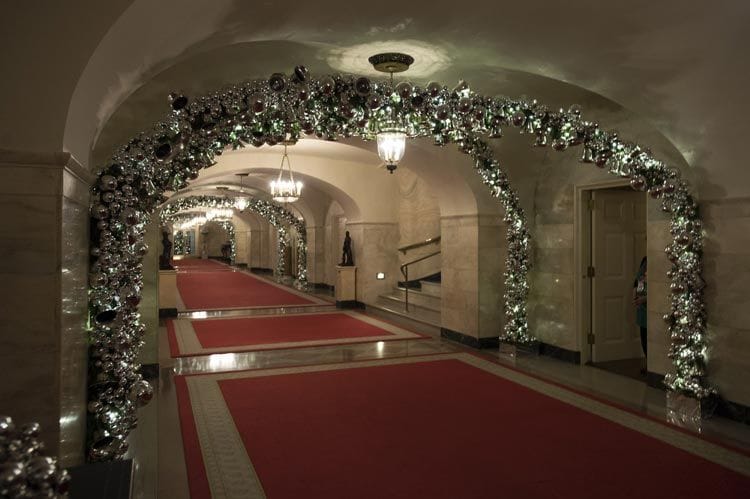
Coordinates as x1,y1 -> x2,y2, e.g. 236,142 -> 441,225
4,1 -> 746,198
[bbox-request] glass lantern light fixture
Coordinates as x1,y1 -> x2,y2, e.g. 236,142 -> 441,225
270,141 -> 303,203
234,173 -> 250,211
369,52 -> 414,174
376,123 -> 407,174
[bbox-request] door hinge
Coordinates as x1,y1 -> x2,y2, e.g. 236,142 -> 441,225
586,265 -> 596,278
587,332 -> 595,345
588,198 -> 596,210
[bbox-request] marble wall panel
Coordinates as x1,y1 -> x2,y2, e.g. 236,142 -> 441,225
0,196 -> 59,274
698,198 -> 750,405
234,230 -> 248,265
0,272 -> 60,445
707,324 -> 750,405
441,216 -> 479,337
346,223 -> 399,303
533,223 -> 574,249
58,169 -> 90,466
138,220 -> 159,367
477,216 -> 506,339
0,163 -> 62,196
306,226 -> 326,284
267,225 -> 277,271
532,247 -> 574,275
397,168 -> 441,279
0,158 -> 67,458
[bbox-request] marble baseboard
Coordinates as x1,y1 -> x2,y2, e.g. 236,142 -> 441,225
641,371 -> 750,426
714,397 -> 750,425
250,267 -> 273,275
309,282 -> 334,292
335,300 -> 365,309
646,371 -> 667,391
138,364 -> 160,381
68,458 -> 133,499
440,328 -> 499,349
158,308 -> 178,318
538,342 -> 581,364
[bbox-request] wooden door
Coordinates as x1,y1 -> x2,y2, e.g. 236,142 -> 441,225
591,188 -> 647,362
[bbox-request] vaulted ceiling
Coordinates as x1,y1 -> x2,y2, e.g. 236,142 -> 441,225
2,0 -> 748,199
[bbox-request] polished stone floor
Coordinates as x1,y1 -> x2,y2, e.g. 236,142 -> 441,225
127,285 -> 750,498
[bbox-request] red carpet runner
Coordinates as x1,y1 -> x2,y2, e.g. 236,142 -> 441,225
167,312 -> 424,357
177,270 -> 319,310
176,354 -> 750,498
173,258 -> 231,272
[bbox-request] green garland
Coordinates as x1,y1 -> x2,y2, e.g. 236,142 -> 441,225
173,230 -> 191,255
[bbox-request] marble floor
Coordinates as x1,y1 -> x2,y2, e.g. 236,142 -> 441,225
127,283 -> 750,498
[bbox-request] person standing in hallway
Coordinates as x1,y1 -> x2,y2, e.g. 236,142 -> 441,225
633,257 -> 648,364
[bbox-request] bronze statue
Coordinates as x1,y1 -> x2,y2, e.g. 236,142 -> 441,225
159,231 -> 174,270
340,230 -> 354,266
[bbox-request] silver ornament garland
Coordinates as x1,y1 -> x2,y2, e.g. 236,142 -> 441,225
88,66 -> 712,461
173,230 -> 190,255
217,220 -> 236,264
0,416 -> 71,497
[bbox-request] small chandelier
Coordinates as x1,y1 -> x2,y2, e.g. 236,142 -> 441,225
270,141 -> 302,203
206,208 -> 233,221
369,52 -> 414,174
234,173 -> 249,211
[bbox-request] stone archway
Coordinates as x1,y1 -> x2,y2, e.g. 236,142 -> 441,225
159,194 -> 307,281
87,68 -> 709,461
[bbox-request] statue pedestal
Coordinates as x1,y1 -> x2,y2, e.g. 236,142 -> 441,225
335,266 -> 357,308
158,269 -> 178,317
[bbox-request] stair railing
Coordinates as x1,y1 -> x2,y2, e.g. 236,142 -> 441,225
400,250 -> 440,311
398,235 -> 441,254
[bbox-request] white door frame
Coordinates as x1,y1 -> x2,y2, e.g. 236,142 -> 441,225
573,178 -> 631,364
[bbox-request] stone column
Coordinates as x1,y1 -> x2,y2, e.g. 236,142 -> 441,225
306,225 -> 326,286
268,225 -> 278,273
700,197 -> 750,409
0,150 -> 90,466
345,223 -> 399,305
249,229 -> 262,269
138,220 -> 160,368
234,227 -> 249,266
441,214 -> 506,347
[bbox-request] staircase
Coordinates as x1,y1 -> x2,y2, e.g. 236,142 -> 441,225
370,235 -> 442,326
376,277 -> 441,326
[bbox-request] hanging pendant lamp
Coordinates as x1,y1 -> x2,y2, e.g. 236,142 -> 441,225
369,52 -> 413,173
270,141 -> 303,203
234,173 -> 250,210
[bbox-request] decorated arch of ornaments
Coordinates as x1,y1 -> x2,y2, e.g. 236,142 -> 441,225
172,229 -> 191,255
87,65 -> 711,460
159,195 -> 308,280
163,210 -> 237,263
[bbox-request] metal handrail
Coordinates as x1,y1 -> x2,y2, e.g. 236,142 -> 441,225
398,236 -> 441,254
400,250 -> 441,311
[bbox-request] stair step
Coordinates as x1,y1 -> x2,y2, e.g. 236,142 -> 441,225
386,288 -> 441,311
373,297 -> 441,327
377,292 -> 441,313
419,281 -> 441,297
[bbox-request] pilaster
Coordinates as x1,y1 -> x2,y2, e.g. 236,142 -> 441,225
0,149 -> 92,466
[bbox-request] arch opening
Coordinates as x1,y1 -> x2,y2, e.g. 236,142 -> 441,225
160,195 -> 308,282
86,68 -> 710,461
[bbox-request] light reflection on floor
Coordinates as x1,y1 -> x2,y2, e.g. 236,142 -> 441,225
131,290 -> 750,499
